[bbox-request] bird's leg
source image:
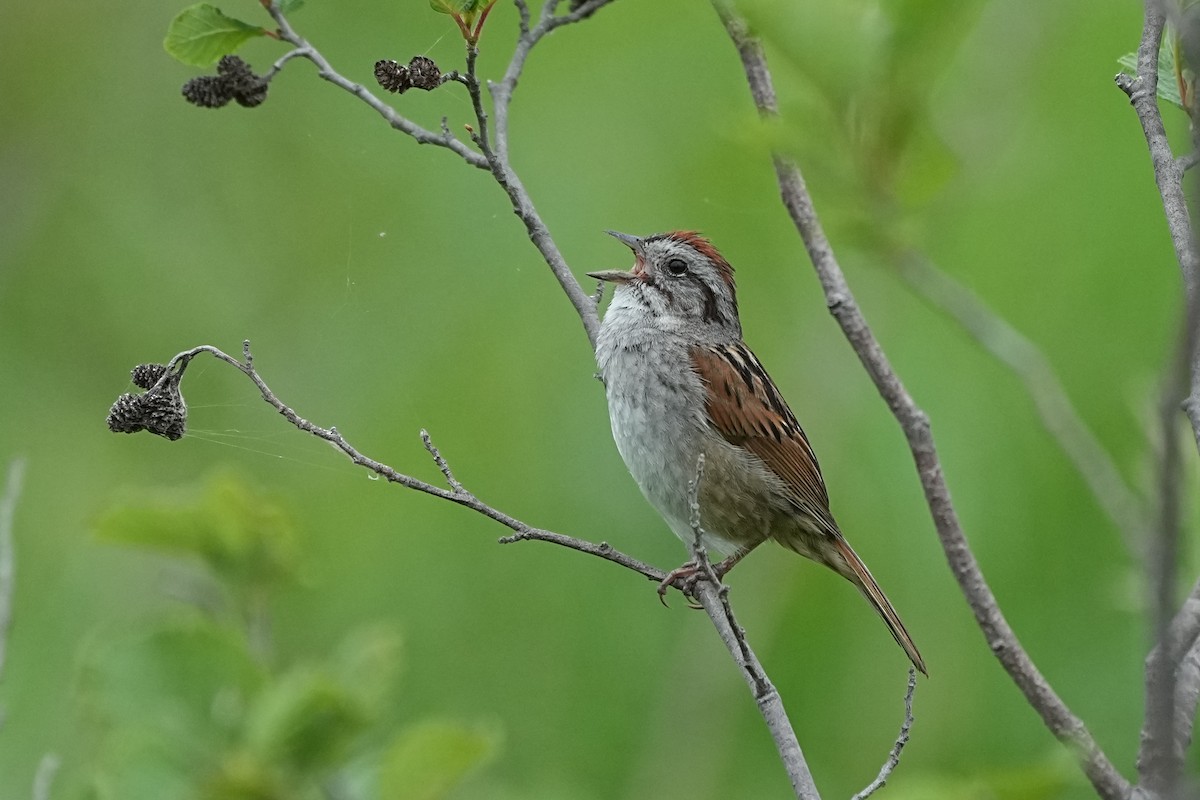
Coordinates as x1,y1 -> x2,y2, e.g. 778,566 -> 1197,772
656,542 -> 760,607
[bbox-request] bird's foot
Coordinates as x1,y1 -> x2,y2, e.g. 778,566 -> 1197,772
656,555 -> 738,609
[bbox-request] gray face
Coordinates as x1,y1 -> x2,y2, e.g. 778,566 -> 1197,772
620,233 -> 741,333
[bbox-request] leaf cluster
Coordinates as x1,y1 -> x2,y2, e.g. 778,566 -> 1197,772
81,473 -> 499,800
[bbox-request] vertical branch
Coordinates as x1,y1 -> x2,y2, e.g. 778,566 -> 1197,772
32,753 -> 60,800
1117,2 -> 1200,794
1139,309 -> 1191,795
712,3 -> 1130,797
0,457 -> 26,685
1116,0 -> 1200,454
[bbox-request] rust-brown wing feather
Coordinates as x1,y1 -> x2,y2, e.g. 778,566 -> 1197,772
691,341 -> 928,675
690,341 -> 835,532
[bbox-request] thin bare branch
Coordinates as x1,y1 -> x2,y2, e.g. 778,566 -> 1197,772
1146,576 -> 1200,773
0,457 -> 26,683
1116,0 -> 1200,455
1173,635 -> 1200,754
1116,3 -> 1200,794
852,668 -> 917,800
892,250 -> 1148,556
150,342 -> 681,590
712,2 -> 1130,797
692,580 -> 819,800
477,0 -> 619,348
421,428 -> 465,494
1139,310 -> 1191,797
32,752 -> 60,800
263,3 -> 487,168
141,341 -> 820,796
256,0 -> 614,366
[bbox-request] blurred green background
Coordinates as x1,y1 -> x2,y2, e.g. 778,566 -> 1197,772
1,0 -> 1193,797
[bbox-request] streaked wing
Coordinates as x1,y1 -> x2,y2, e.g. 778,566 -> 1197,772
690,342 -> 836,531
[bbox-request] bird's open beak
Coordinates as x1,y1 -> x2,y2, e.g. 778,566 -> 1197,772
605,230 -> 644,253
586,268 -> 636,283
587,230 -> 645,283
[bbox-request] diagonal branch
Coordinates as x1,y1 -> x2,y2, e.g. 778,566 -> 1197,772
125,341 -> 836,797
711,3 -> 1131,798
474,0 -> 619,348
264,5 -> 488,169
683,454 -> 820,799
148,343 -> 686,587
890,250 -> 1148,557
261,0 -> 609,347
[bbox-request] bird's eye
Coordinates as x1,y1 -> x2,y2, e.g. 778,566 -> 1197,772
666,258 -> 688,276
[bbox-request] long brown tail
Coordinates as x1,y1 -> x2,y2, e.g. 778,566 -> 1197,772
832,537 -> 927,676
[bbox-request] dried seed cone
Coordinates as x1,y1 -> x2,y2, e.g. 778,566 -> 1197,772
406,56 -> 441,90
107,393 -> 148,434
374,59 -> 411,93
141,389 -> 187,441
182,76 -> 234,108
106,381 -> 187,441
131,363 -> 168,390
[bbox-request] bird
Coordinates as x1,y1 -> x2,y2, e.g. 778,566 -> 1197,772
588,229 -> 926,675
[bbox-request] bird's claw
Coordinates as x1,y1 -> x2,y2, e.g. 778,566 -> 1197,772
657,560 -> 719,609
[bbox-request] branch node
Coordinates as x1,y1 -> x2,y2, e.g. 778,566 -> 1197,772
1116,72 -> 1138,98
421,429 -> 466,493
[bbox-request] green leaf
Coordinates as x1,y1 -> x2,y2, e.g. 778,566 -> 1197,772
277,0 -> 305,12
94,471 -> 299,593
1118,41 -> 1184,109
333,624 -> 404,710
77,619 -> 265,744
379,720 -> 500,800
428,0 -> 486,14
428,0 -> 492,28
892,116 -> 959,210
164,4 -> 266,67
245,667 -> 371,772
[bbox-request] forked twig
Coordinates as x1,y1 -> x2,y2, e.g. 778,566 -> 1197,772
852,669 -> 917,800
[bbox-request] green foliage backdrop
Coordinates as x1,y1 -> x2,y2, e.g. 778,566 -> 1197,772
0,0 -> 1190,797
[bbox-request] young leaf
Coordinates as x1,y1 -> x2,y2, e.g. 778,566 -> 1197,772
244,667 -> 371,772
94,471 -> 299,593
165,4 -> 266,67
77,619 -> 266,736
428,0 -> 481,14
379,720 -> 499,800
429,0 -> 492,29
333,625 -> 404,710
